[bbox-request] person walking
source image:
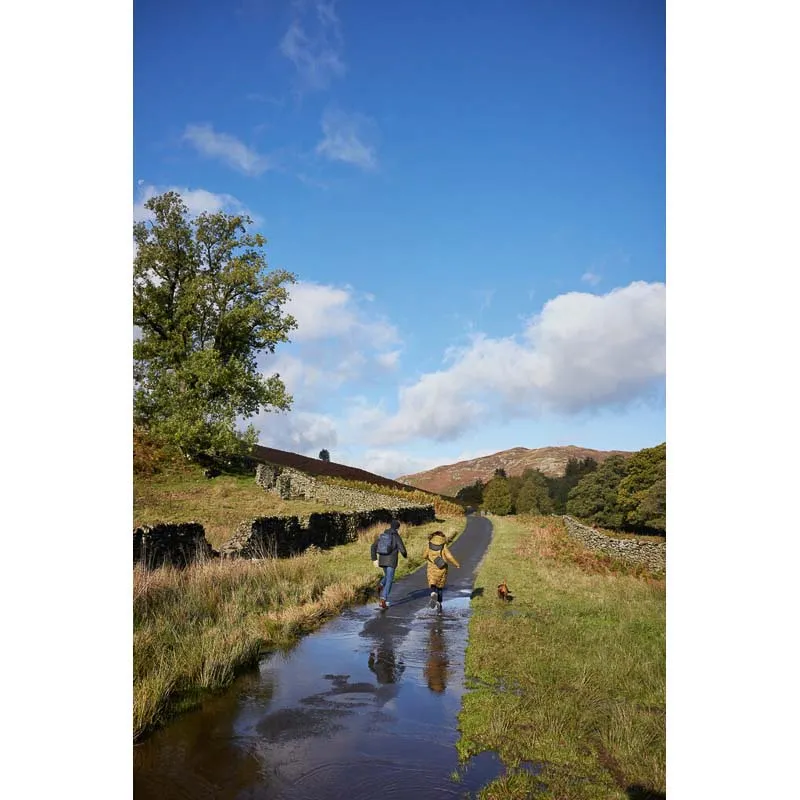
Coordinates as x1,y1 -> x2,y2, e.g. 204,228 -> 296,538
423,530 -> 460,612
370,519 -> 408,609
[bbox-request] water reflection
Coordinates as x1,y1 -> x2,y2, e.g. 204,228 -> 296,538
367,640 -> 406,684
423,617 -> 449,693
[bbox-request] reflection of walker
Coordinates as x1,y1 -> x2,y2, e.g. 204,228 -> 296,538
423,619 -> 448,693
368,644 -> 405,684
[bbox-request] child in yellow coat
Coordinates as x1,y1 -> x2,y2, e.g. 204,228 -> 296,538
423,530 -> 460,611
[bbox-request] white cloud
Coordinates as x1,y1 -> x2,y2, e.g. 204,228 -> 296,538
252,283 -> 402,451
280,0 -> 345,91
254,409 -> 338,455
581,271 -> 602,285
316,109 -> 378,171
361,281 -> 666,445
286,281 -> 397,346
358,450 -> 441,480
133,183 -> 255,223
269,350 -> 367,396
183,123 -> 272,176
375,350 -> 401,370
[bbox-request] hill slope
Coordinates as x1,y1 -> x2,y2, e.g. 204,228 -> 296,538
398,445 -> 632,496
249,444 -> 425,493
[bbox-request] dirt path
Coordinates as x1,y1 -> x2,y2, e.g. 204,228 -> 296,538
134,515 -> 496,799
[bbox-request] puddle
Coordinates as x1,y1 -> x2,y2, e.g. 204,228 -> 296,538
453,750 -> 545,796
134,516 -> 510,799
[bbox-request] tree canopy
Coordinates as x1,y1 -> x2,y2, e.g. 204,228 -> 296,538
565,455 -> 629,528
483,475 -> 513,515
133,191 -> 296,459
455,479 -> 484,506
617,443 -> 666,531
319,449 -> 331,462
516,469 -> 555,515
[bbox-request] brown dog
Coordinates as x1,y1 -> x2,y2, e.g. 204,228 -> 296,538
497,579 -> 511,601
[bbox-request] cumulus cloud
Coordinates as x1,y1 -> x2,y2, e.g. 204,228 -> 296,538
133,183 -> 255,223
252,283 -> 402,449
361,281 -> 666,445
316,109 -> 378,171
254,409 -> 338,455
280,0 -> 345,91
358,450 -> 442,480
183,123 -> 272,176
286,281 -> 397,346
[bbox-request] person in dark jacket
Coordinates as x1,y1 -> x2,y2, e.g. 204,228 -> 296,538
370,519 -> 408,609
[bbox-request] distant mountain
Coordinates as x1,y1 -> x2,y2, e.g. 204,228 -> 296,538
398,445 -> 633,496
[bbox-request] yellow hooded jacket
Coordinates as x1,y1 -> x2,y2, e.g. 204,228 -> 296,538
423,532 -> 460,588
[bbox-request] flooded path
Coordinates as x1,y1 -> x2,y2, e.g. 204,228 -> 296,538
134,515 -> 496,799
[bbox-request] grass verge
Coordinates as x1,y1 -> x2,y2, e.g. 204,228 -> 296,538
458,515 -> 665,799
134,516 -> 463,741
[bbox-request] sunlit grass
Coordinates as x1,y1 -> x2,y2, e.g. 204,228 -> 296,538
458,515 -> 665,799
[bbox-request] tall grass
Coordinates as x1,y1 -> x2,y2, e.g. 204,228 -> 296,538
134,517 -> 463,740
458,515 -> 665,799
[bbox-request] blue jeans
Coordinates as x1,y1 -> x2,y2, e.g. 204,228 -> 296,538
380,565 -> 396,601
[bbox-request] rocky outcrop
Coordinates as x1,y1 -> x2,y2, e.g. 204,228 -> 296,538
255,464 -> 420,510
562,516 -> 665,573
219,506 -> 435,560
133,522 -> 215,568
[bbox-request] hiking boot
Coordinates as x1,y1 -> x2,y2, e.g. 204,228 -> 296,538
379,598 -> 387,609
429,591 -> 437,609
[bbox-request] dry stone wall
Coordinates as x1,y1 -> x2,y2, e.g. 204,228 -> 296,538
133,507 -> 435,566
219,506 -> 435,559
255,464 -> 420,510
133,522 -> 215,569
562,515 -> 666,573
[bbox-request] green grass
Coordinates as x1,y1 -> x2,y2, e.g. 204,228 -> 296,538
134,516 -> 464,741
458,515 -> 665,799
133,461 -> 352,550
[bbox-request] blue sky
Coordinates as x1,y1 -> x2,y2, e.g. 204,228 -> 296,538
134,0 -> 665,478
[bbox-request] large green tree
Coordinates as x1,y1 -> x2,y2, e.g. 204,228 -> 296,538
483,475 -> 513,515
617,443 -> 666,531
546,457 -> 599,513
455,479 -> 484,506
133,192 -> 297,459
565,455 -> 629,528
516,469 -> 555,515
